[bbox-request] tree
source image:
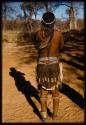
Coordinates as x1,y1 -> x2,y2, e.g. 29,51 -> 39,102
21,3 -> 28,19
65,2 -> 77,30
52,1 -> 84,30
40,1 -> 59,12
63,1 -> 84,30
2,2 -> 17,20
21,2 -> 45,31
33,2 -> 44,19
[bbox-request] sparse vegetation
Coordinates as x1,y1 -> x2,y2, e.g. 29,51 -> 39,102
2,1 -> 84,123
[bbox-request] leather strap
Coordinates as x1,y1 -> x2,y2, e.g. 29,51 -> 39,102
47,29 -> 54,57
38,29 -> 54,60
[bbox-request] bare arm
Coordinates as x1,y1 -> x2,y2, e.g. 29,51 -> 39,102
59,34 -> 64,52
58,33 -> 64,62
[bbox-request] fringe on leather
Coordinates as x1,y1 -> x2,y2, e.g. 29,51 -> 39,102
36,63 -> 60,89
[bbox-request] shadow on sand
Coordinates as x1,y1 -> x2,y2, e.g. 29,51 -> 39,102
60,83 -> 84,109
61,58 -> 84,71
9,67 -> 84,121
9,67 -> 52,121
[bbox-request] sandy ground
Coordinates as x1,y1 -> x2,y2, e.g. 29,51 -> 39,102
2,30 -> 85,123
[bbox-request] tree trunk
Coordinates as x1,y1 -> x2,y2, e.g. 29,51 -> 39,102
23,10 -> 27,19
34,12 -> 37,19
44,2 -> 48,11
3,3 -> 7,20
49,1 -> 52,12
69,6 -> 77,30
28,11 -> 33,32
22,4 -> 27,19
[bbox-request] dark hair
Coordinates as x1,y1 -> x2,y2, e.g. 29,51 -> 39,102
41,11 -> 56,28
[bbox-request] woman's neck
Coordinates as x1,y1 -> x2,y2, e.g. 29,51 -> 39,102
43,29 -> 54,38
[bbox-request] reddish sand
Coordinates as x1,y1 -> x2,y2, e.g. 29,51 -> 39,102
2,31 -> 84,123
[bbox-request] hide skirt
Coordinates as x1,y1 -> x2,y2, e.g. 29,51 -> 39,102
36,63 -> 60,90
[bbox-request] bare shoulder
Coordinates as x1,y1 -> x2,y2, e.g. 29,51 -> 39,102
34,29 -> 40,35
35,28 -> 41,36
54,27 -> 62,38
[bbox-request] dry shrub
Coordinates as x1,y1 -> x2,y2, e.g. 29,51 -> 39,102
63,29 -> 84,43
17,20 -> 40,45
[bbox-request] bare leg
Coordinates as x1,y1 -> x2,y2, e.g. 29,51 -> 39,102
40,87 -> 48,120
51,87 -> 59,120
